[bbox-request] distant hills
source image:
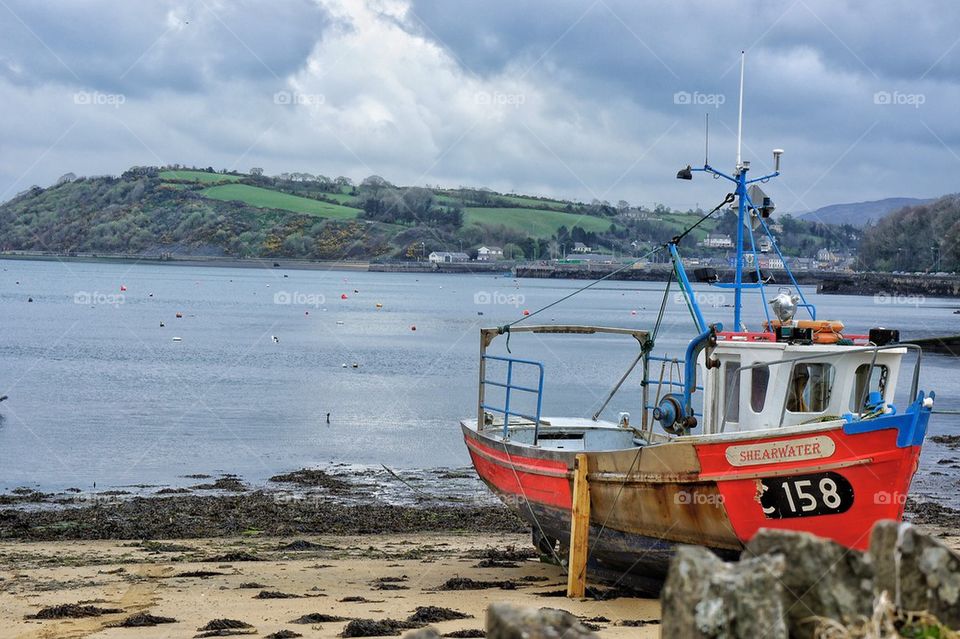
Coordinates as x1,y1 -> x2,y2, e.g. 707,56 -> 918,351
796,197 -> 932,227
0,166 -> 864,262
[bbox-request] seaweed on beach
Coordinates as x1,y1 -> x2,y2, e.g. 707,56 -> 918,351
174,570 -> 229,578
618,618 -> 661,627
280,539 -> 333,551
443,630 -> 485,638
255,590 -> 301,599
435,577 -> 519,591
237,582 -> 268,589
291,612 -> 350,623
192,476 -> 247,492
340,618 -> 422,637
265,631 -> 303,639
0,490 -> 525,541
207,550 -> 263,562
905,498 -> 960,527
28,603 -> 124,619
109,612 -> 178,627
269,468 -> 353,492
339,596 -> 382,603
406,606 -> 471,623
141,540 -> 193,552
474,558 -> 518,568
195,619 -> 256,637
931,434 -> 960,449
464,545 -> 537,562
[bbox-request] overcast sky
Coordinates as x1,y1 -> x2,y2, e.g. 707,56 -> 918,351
1,0 -> 958,212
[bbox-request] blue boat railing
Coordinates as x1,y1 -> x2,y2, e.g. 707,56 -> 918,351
643,355 -> 703,418
479,354 -> 544,442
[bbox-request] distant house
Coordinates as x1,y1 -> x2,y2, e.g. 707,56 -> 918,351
760,256 -> 784,269
816,248 -> 837,263
700,233 -> 734,249
572,242 -> 590,253
476,246 -> 503,262
758,236 -> 773,253
428,251 -> 469,264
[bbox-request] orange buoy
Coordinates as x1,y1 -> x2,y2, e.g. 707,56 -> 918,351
119,285 -> 127,291
375,303 -> 383,309
175,312 -> 183,318
341,293 -> 348,300
410,325 -> 417,331
522,310 -> 530,316
631,310 -> 637,315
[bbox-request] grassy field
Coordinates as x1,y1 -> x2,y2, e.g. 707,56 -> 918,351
200,184 -> 361,219
464,207 -> 617,236
159,170 -> 243,183
497,194 -> 571,210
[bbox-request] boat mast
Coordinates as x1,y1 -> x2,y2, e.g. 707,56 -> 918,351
733,51 -> 747,331
675,51 -> 819,331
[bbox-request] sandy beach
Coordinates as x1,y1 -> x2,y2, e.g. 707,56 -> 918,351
2,465 -> 959,638
0,533 -> 660,639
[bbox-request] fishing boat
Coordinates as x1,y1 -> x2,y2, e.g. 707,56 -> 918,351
460,54 -> 936,593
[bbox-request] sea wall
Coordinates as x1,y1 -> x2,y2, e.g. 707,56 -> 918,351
514,263 -> 960,298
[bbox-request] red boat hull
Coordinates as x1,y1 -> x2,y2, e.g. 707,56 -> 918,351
463,403 -> 929,591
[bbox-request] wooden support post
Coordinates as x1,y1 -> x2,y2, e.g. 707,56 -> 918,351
566,453 -> 590,598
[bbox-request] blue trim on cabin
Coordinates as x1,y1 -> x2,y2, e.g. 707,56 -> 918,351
842,391 -> 933,448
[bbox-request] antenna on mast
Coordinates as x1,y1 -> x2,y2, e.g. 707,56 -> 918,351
735,50 -> 745,169
704,113 -> 710,165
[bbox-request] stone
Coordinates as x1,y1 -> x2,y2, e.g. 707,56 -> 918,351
661,544 -> 788,638
485,603 -> 597,639
402,628 -> 442,639
870,520 -> 960,629
743,528 -> 873,637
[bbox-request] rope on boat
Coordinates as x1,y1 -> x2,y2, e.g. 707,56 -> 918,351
583,446 -> 643,566
498,440 -> 569,572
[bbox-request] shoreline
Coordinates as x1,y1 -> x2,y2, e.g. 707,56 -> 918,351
1,467 -> 958,638
3,252 -> 960,299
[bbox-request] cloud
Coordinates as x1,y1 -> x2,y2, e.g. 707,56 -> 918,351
1,0 -> 959,211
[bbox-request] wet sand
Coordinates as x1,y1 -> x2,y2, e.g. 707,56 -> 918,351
0,533 -> 661,639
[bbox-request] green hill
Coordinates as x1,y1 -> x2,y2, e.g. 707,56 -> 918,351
200,184 -> 360,219
0,165 -> 862,263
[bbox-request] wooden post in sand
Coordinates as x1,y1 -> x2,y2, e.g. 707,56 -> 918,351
566,453 -> 590,598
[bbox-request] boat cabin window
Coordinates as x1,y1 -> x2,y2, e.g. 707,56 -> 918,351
723,358 -> 741,423
850,364 -> 889,410
786,363 -> 835,413
751,365 -> 770,413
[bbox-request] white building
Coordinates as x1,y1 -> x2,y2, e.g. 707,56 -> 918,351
701,233 -> 734,249
572,242 -> 591,253
476,246 -> 503,261
428,251 -> 469,264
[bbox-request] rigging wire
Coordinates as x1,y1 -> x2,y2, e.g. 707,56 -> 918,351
497,192 -> 735,350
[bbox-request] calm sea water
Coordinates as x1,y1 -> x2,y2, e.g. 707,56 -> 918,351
0,258 -> 957,503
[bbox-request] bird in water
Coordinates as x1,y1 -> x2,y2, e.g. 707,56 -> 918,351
272,335 -> 279,343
